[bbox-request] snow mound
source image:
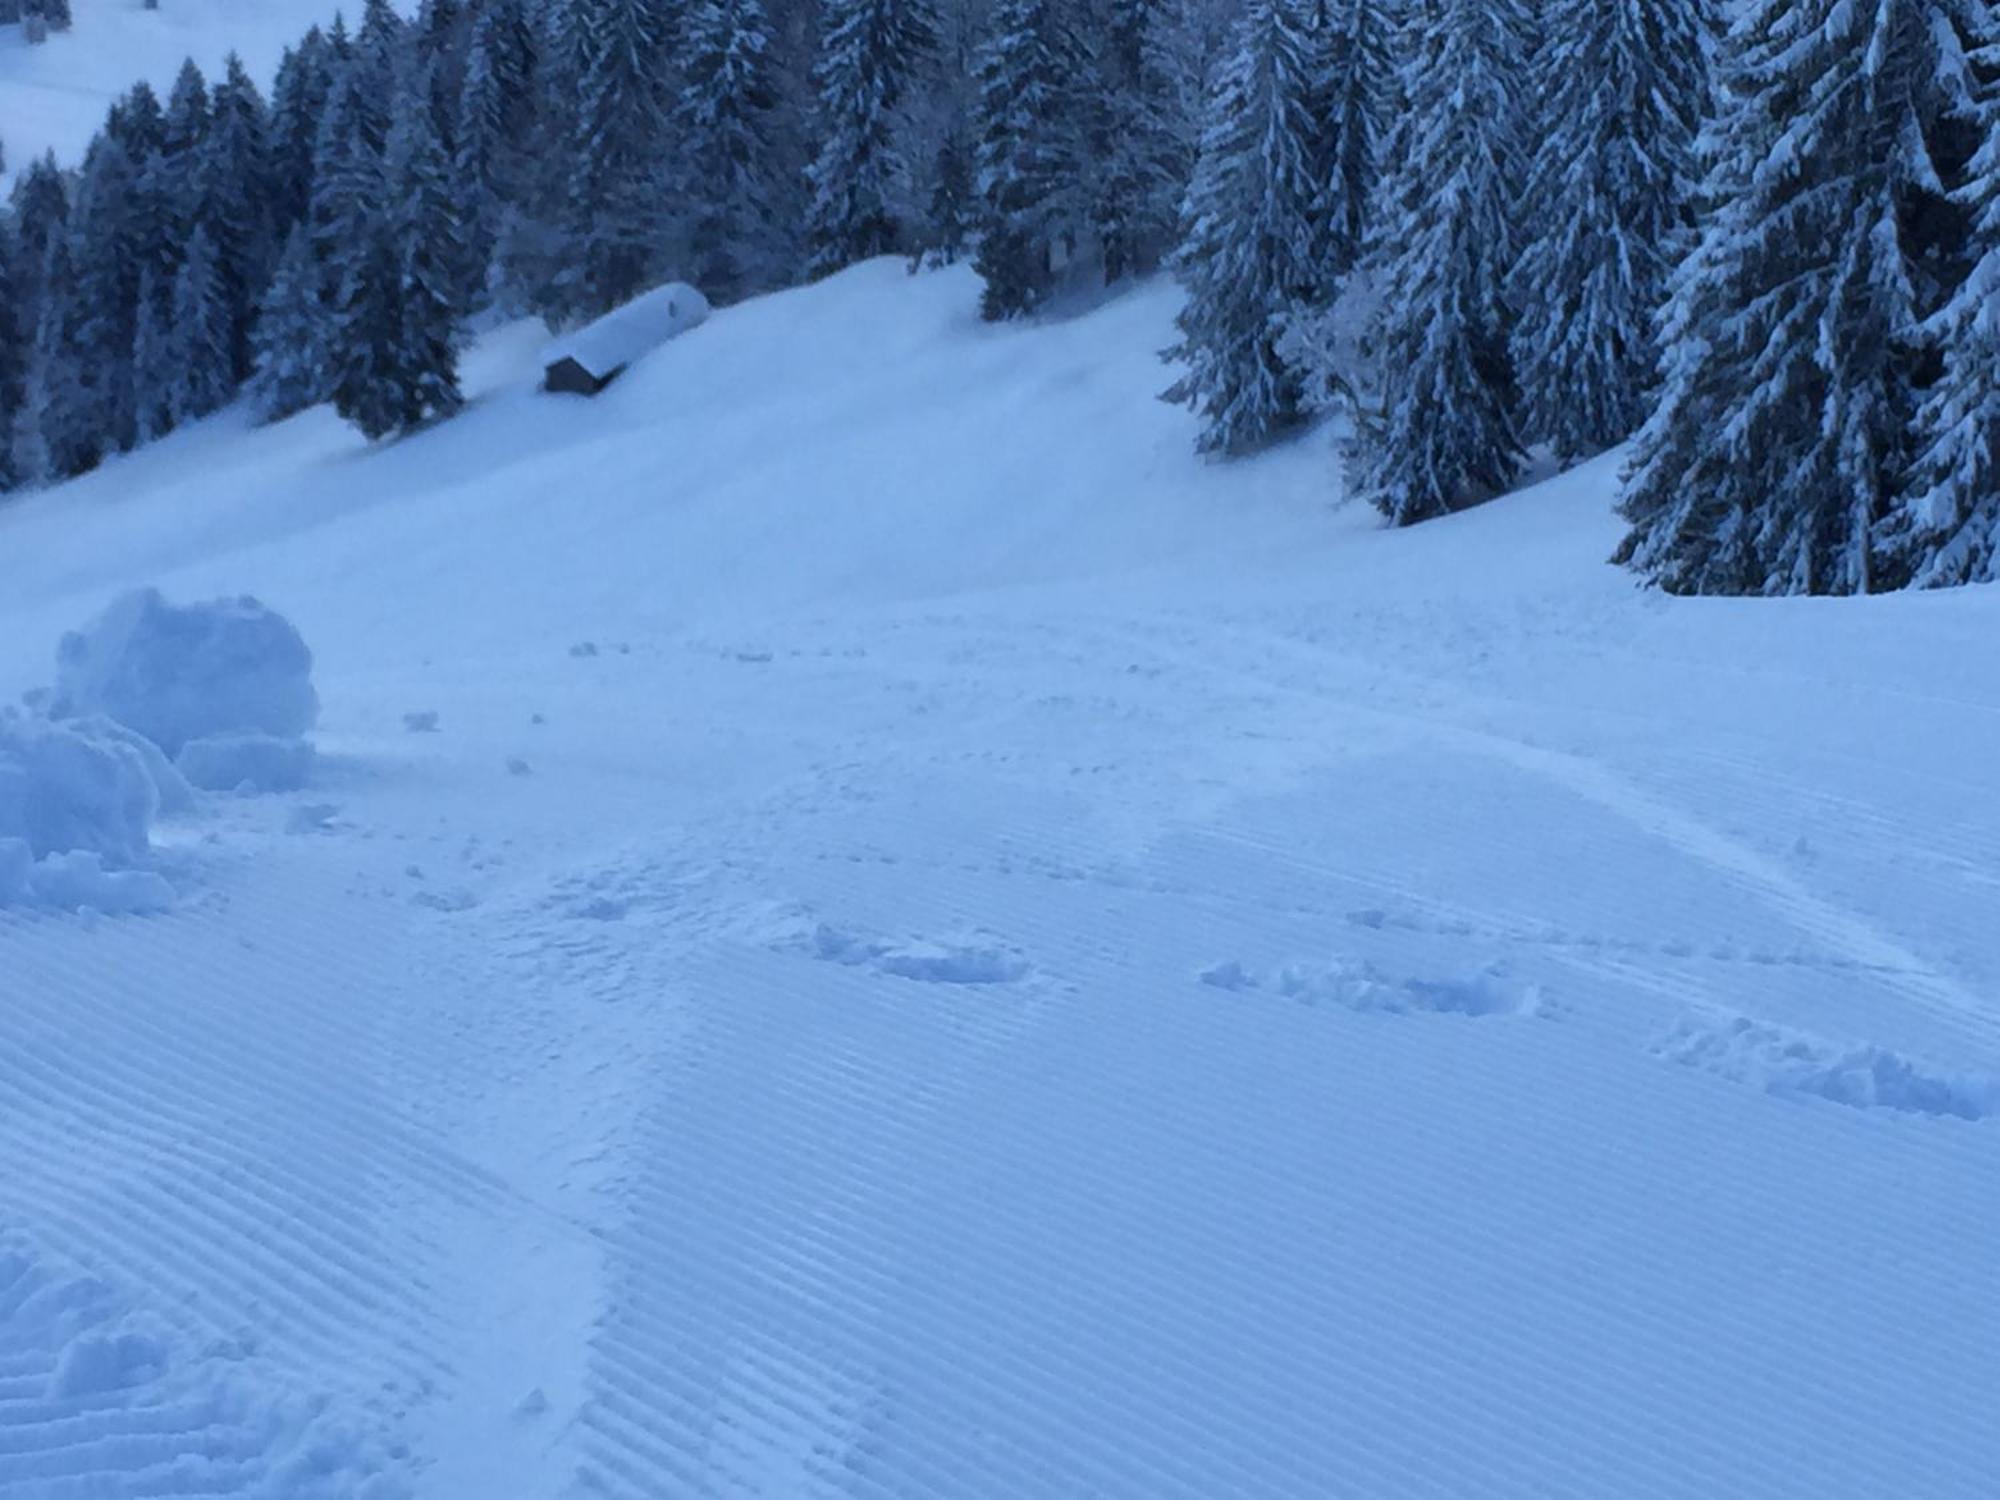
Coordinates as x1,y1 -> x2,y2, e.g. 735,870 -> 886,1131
53,589 -> 319,757
0,711 -> 174,912
0,710 -> 157,865
177,732 -> 317,794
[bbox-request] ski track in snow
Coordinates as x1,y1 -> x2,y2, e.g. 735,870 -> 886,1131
1,265 -> 1997,1496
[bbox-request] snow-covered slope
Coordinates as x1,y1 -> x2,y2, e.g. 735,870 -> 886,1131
0,0 -> 347,185
1,262 -> 1997,1499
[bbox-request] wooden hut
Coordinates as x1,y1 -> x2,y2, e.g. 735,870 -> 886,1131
542,283 -> 710,396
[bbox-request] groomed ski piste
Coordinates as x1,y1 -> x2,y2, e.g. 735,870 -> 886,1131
2,256 -> 1998,1498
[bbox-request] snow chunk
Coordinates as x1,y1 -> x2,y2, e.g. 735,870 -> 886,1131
0,712 -> 173,912
68,714 -> 198,816
53,588 -> 319,757
176,732 -> 317,794
0,710 -> 157,865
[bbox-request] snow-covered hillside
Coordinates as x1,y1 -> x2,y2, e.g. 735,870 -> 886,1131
2,262 -> 1997,1499
0,0 -> 346,184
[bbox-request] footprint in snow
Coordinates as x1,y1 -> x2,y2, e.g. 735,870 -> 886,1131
805,923 -> 1031,986
1654,1013 -> 1995,1121
1202,958 -> 1542,1018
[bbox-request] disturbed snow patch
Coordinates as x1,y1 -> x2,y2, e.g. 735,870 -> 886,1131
1655,1014 -> 1996,1121
806,923 -> 1032,986
1202,957 -> 1543,1018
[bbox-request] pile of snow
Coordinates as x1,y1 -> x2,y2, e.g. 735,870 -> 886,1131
51,588 -> 319,772
0,711 -> 173,912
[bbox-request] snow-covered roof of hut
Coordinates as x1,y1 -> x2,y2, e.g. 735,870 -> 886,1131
545,283 -> 710,381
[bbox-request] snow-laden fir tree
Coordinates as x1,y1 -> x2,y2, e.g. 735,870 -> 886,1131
203,53 -> 275,383
554,0 -> 675,322
65,133 -> 146,460
9,153 -> 68,349
897,0 -> 981,266
0,220 -> 23,490
803,0 -> 939,276
1162,0 -> 1329,453
331,77 -> 465,441
248,225 -> 331,421
170,223 -> 237,425
310,50 -> 393,309
972,0 -> 1086,319
163,58 -> 212,168
1088,0 -> 1187,282
456,0 -> 539,305
1358,0 -> 1535,524
23,235 -> 97,481
1875,11 -> 2000,586
676,0 -> 792,302
1616,0 -> 1986,593
1509,0 -> 1709,463
268,29 -> 335,237
1308,0 -> 1389,281
132,265 -> 177,443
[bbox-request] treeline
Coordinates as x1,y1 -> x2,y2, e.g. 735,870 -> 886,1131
1167,0 -> 2000,592
0,0 -> 1231,474
1,0 -> 1996,594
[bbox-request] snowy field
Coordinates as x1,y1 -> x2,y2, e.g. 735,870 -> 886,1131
1,261 -> 1998,1498
0,0 -> 350,185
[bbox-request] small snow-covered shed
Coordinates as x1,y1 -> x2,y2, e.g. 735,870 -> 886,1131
542,283 -> 710,396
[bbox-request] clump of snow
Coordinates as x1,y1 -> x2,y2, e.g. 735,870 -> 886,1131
52,588 -> 319,757
0,710 -> 174,912
176,732 -> 317,794
0,710 -> 157,865
67,714 -> 198,816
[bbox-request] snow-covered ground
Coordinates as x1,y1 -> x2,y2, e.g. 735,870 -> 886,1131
1,261 -> 1997,1498
0,0 -> 351,185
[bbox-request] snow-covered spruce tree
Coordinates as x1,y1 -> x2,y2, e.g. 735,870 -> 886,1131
1309,0 -> 1389,281
170,223 -> 237,424
676,0 -> 792,302
1162,0 -> 1329,453
132,265 -> 177,444
331,78 -> 465,441
897,0 -> 981,267
203,52 -> 276,383
456,0 -> 539,306
1876,14 -> 2000,585
9,152 -> 68,349
0,221 -> 23,491
268,29 -> 335,238
66,132 -> 146,460
972,0 -> 1086,319
803,0 -> 939,277
553,0 -> 675,322
1088,0 -> 1188,282
1509,0 -> 1709,464
310,50 -> 392,311
248,225 -> 331,421
1616,0 -> 1985,593
163,57 -> 213,168
23,236 -> 98,481
1358,0 -> 1534,524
